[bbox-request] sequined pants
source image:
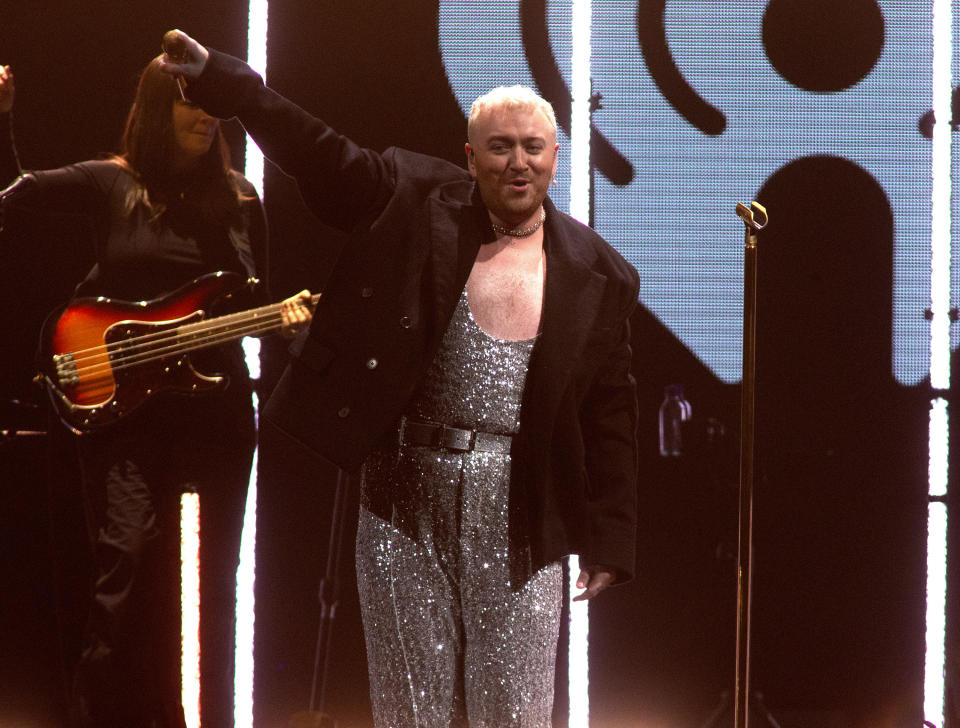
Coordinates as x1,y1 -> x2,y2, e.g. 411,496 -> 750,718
356,445 -> 563,728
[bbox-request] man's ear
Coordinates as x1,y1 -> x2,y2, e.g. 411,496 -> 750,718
465,143 -> 477,177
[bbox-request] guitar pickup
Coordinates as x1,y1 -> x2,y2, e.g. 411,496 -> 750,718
53,353 -> 80,387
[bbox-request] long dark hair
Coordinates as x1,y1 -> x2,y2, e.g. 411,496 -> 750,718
115,55 -> 245,225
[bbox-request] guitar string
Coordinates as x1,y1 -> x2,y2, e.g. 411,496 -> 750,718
61,289 -> 321,384
65,315 -> 291,382
63,313 -> 286,379
59,293 -> 319,364
53,312 -> 288,415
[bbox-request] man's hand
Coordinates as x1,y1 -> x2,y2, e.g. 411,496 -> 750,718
158,29 -> 210,81
280,290 -> 314,338
0,65 -> 14,114
572,565 -> 616,602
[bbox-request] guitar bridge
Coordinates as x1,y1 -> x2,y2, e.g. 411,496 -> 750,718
53,352 -> 80,387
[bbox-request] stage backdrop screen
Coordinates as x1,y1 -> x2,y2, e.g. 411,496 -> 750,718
440,0 -> 944,386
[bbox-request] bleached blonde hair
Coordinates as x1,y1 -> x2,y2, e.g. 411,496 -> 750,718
467,85 -> 558,144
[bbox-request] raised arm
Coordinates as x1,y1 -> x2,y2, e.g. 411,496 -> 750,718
158,29 -> 394,233
0,63 -> 129,217
0,64 -> 23,187
0,64 -> 14,115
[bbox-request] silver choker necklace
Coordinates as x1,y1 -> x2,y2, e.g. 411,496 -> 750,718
491,207 -> 546,239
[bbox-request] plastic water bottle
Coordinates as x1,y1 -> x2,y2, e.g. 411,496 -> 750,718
659,384 -> 692,457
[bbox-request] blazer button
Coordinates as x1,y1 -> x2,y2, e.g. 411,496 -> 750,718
361,287 -> 374,298
366,358 -> 378,370
337,406 -> 350,418
399,316 -> 412,329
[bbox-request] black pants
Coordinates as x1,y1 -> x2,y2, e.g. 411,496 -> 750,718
70,385 -> 255,728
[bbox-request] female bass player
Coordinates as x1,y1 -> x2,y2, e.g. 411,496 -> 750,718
0,58 -> 311,728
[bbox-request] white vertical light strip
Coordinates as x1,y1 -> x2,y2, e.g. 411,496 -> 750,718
930,0 -> 952,389
926,398 -> 950,725
926,1 -> 952,725
235,3 -> 269,726
245,0 -> 269,197
567,564 -> 590,727
929,405 -> 949,728
930,398 -> 950,501
926,497 -> 949,724
234,455 -> 259,728
236,339 -> 262,728
177,5 -> 269,724
180,493 -> 202,728
568,0 -> 592,726
568,0 -> 592,226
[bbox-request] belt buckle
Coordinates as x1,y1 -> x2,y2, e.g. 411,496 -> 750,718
440,425 -> 474,452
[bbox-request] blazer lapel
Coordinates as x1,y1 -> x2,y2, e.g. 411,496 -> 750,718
423,189 -> 606,420
526,200 -> 607,425
425,186 -> 489,338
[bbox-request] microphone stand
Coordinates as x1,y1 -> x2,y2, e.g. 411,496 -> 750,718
289,468 -> 351,728
701,202 -> 774,728
734,201 -> 767,728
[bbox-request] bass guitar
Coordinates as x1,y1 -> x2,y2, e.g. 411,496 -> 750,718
37,271 -> 320,434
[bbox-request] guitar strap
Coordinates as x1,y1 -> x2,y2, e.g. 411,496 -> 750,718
78,263 -> 100,294
227,224 -> 258,286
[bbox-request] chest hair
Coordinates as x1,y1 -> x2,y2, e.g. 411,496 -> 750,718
466,240 -> 545,341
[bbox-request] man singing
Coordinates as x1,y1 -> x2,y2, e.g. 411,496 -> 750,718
162,29 -> 640,728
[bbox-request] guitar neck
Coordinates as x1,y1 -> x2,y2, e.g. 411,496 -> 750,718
175,294 -> 321,352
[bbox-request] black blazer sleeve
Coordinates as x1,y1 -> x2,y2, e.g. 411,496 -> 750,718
187,49 -> 393,233
579,270 -> 640,580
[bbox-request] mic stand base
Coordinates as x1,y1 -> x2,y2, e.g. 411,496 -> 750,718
699,689 -> 783,728
288,710 -> 337,728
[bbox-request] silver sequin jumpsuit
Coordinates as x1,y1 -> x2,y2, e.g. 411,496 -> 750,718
356,290 -> 564,728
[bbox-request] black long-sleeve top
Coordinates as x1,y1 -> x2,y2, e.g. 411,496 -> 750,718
1,110 -> 268,380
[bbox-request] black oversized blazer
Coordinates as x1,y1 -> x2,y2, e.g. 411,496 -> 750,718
190,51 -> 641,583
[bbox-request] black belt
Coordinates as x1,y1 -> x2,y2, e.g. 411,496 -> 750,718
399,417 -> 513,454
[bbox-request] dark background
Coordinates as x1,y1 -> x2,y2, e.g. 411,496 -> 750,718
0,1 -> 954,727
